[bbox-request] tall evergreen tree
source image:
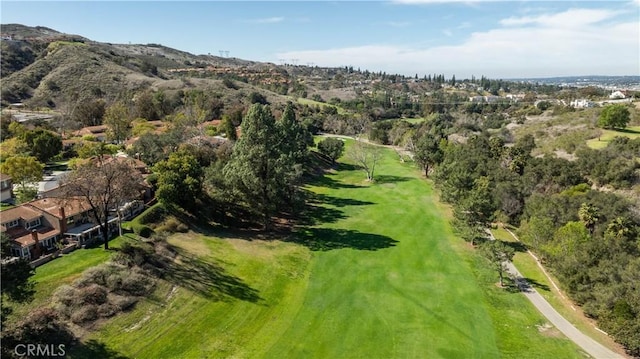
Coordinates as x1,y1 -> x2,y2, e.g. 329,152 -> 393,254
221,114 -> 237,141
276,103 -> 312,207
277,103 -> 312,165
224,104 -> 302,229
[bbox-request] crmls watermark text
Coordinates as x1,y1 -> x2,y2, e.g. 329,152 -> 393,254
14,344 -> 66,357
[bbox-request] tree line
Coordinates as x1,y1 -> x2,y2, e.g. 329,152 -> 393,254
419,129 -> 640,356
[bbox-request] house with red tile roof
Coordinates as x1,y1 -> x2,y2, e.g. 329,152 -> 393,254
1,204 -> 61,259
72,125 -> 108,141
1,196 -> 126,260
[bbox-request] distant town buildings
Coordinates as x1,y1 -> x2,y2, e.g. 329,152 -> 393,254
609,90 -> 626,99
570,99 -> 595,108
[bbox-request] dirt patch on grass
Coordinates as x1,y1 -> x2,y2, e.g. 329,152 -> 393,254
125,310 -> 152,333
167,233 -> 212,257
536,322 -> 563,338
226,238 -> 301,259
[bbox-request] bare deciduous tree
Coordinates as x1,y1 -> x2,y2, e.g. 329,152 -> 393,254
347,115 -> 371,138
348,140 -> 382,182
60,156 -> 145,249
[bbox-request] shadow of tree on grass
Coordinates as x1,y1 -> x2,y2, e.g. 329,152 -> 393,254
611,128 -> 640,135
504,275 -> 550,294
373,175 -> 413,184
298,190 -> 375,226
67,339 -> 130,359
336,162 -> 359,172
116,241 -> 261,303
299,204 -> 346,226
288,227 -> 398,251
313,174 -> 364,189
308,193 -> 374,208
503,240 -> 528,253
163,247 -> 261,303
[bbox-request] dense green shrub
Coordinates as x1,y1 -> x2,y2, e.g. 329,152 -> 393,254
136,203 -> 166,224
134,224 -> 153,238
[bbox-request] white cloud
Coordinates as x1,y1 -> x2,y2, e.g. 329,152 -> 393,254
275,8 -> 639,78
245,16 -> 284,24
500,8 -> 620,27
442,29 -> 453,36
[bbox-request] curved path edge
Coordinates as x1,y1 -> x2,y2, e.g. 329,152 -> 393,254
505,261 -> 622,359
486,229 -> 623,359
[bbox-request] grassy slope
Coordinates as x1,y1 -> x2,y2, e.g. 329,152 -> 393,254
34,144 -> 583,358
294,97 -> 347,114
266,156 -> 501,358
265,147 -> 582,359
82,237 -> 311,358
586,125 -> 640,149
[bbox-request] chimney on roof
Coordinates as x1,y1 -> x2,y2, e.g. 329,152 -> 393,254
59,207 -> 67,234
31,229 -> 41,259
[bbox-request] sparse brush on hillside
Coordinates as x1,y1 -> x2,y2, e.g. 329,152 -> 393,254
51,240 -> 174,327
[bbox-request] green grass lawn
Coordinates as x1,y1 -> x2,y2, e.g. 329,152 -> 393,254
294,97 -> 347,114
586,125 -> 640,149
22,143 -> 587,358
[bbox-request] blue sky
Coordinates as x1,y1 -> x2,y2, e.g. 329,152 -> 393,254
1,1 -> 639,78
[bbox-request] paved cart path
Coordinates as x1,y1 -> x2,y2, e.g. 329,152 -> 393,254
485,229 -> 623,359
505,261 -> 622,359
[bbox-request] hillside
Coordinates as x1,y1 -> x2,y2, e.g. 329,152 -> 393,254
0,24 -> 302,111
0,25 -> 368,112
0,24 -> 444,113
